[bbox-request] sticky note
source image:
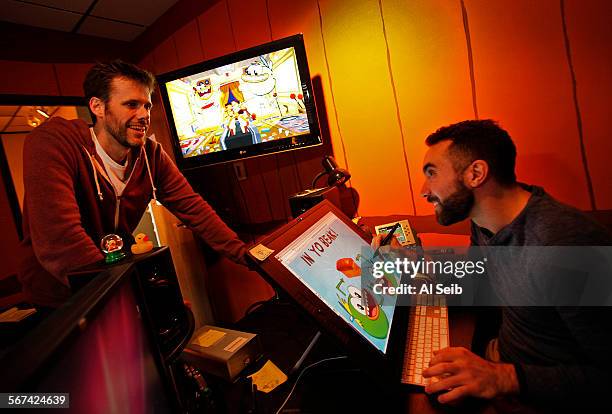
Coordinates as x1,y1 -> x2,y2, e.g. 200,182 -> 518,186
248,360 -> 288,393
250,244 -> 275,261
0,307 -> 36,322
195,329 -> 226,347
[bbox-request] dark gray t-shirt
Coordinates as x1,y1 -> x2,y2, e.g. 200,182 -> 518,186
470,184 -> 612,409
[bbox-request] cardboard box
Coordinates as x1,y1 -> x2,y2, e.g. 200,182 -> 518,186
182,325 -> 261,381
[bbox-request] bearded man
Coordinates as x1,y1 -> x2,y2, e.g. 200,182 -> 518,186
418,120 -> 611,412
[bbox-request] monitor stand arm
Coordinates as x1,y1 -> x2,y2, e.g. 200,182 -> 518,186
289,330 -> 322,376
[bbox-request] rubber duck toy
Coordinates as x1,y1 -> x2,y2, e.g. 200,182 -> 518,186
131,233 -> 154,254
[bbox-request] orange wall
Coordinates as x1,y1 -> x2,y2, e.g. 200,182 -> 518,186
2,0 -> 610,221
468,0 -> 588,210
135,0 -> 612,219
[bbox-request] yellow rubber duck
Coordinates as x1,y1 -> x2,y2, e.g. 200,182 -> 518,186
131,233 -> 154,254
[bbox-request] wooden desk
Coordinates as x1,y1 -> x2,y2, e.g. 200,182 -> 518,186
218,301 -> 490,414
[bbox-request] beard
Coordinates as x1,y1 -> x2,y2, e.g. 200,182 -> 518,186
104,111 -> 146,149
429,182 -> 474,226
106,123 -> 129,148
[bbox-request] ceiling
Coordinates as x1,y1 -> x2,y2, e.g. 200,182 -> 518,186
0,0 -> 180,41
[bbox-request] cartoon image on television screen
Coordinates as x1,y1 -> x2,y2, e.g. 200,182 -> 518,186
275,212 -> 400,353
163,46 -> 310,158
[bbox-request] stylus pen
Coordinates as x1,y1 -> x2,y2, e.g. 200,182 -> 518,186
380,222 -> 401,246
374,222 -> 401,259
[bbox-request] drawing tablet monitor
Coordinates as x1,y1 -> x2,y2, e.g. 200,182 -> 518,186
249,201 -> 409,378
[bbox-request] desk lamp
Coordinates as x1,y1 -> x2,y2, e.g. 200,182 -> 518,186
311,156 -> 351,189
289,156 -> 351,217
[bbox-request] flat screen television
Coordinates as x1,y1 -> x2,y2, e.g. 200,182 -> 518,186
157,34 -> 322,169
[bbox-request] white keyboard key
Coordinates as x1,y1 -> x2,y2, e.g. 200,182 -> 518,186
401,305 -> 450,386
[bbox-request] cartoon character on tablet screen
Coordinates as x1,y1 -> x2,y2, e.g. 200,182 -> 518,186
338,285 -> 389,339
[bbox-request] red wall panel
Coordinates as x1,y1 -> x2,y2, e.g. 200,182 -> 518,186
174,20 -> 205,68
565,0 -> 612,209
227,0 -> 272,50
138,52 -> 157,74
55,63 -> 93,96
466,0 -> 590,210
0,61 -> 59,95
153,36 -> 180,75
198,0 -> 237,60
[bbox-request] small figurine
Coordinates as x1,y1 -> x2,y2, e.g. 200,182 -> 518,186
131,233 -> 154,255
101,234 -> 127,264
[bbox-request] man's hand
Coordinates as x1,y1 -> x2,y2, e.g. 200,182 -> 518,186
423,347 -> 519,404
371,234 -> 402,250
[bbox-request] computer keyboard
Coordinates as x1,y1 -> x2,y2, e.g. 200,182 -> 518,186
401,294 -> 449,386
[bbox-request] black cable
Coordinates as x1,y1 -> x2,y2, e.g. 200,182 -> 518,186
274,356 -> 348,414
243,295 -> 293,318
311,171 -> 327,189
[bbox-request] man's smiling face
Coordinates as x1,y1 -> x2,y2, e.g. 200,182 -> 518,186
99,77 -> 153,149
421,140 -> 474,226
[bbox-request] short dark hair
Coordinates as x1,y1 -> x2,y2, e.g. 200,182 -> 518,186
425,119 -> 517,186
83,60 -> 156,123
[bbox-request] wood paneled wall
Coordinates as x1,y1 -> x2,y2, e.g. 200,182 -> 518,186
2,0 -> 611,223
136,0 -> 611,221
0,61 -> 93,96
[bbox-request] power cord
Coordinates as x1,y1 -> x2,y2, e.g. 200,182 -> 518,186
274,355 -> 348,414
243,296 -> 292,318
